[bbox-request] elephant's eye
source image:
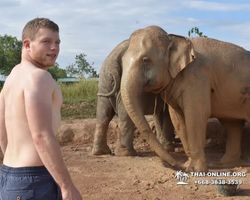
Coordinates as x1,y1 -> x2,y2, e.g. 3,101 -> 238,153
143,57 -> 150,64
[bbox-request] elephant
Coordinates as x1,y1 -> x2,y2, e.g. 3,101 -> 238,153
92,39 -> 175,156
120,25 -> 250,172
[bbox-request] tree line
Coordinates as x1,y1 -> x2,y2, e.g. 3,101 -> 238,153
0,27 -> 207,79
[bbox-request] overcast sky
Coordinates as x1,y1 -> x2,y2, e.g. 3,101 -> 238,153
1,0 -> 250,73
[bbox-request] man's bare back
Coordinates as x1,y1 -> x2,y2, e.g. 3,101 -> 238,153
2,62 -> 62,167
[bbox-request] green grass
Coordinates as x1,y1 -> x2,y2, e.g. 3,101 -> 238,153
58,80 -> 98,103
59,80 -> 98,120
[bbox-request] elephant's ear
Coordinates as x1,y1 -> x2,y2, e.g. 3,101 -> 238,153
167,34 -> 195,78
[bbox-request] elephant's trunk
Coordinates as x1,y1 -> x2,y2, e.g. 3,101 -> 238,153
121,65 -> 180,168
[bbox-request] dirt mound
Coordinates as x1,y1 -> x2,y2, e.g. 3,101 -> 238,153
57,118 -> 228,151
57,118 -> 119,147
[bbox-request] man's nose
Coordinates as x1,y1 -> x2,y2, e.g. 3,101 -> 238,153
51,43 -> 59,50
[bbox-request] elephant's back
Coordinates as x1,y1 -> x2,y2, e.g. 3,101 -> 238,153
190,37 -> 250,62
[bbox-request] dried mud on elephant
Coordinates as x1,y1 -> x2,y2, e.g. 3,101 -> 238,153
1,117 -> 248,200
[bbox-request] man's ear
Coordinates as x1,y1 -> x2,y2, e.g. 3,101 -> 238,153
23,39 -> 31,51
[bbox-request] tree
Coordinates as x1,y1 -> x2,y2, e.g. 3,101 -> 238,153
182,173 -> 190,182
174,170 -> 183,181
47,62 -> 67,80
0,35 -> 22,76
66,53 -> 98,78
188,27 -> 208,38
88,69 -> 99,78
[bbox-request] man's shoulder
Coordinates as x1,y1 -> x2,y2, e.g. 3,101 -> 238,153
31,67 -> 52,78
7,63 -> 53,84
21,67 -> 55,94
17,61 -> 52,81
28,67 -> 54,84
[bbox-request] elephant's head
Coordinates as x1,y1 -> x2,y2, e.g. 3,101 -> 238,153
121,26 -> 195,167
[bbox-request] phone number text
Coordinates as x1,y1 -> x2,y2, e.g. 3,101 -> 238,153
195,179 -> 243,185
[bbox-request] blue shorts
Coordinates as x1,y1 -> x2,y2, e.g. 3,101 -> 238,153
0,164 -> 62,200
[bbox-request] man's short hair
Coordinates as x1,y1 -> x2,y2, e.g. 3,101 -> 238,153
22,18 -> 59,41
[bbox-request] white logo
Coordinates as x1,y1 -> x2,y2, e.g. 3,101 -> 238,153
174,170 -> 190,185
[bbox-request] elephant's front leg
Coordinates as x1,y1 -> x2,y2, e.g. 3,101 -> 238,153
184,98 -> 210,172
92,97 -> 115,155
115,92 -> 137,156
153,105 -> 175,152
218,119 -> 244,166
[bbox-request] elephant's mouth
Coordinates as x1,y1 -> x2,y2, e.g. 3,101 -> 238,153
145,85 -> 166,94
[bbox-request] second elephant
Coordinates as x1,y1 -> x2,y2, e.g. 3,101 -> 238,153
92,40 -> 175,156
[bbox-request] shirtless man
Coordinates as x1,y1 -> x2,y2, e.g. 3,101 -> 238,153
0,18 -> 82,200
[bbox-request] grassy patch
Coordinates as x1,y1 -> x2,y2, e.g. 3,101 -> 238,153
59,80 -> 98,120
61,99 -> 97,120
59,80 -> 98,103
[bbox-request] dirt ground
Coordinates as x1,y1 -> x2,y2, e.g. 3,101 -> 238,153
1,117 -> 250,199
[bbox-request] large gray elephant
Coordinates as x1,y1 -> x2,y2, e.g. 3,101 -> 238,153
120,25 -> 250,172
92,39 -> 175,156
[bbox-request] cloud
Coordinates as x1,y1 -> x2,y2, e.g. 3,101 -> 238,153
0,0 -> 250,72
187,1 -> 250,11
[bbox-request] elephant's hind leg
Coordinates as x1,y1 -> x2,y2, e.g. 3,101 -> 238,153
92,97 -> 115,155
153,107 -> 175,152
168,106 -> 190,168
217,119 -> 244,166
115,117 -> 137,156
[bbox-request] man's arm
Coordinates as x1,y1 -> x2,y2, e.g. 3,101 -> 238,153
0,89 -> 7,155
24,69 -> 74,190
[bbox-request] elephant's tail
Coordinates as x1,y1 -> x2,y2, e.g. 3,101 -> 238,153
97,73 -> 120,97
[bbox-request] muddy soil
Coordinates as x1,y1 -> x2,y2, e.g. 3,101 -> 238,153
1,117 -> 250,199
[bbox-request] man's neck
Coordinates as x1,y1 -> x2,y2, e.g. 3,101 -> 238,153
21,54 -> 48,71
